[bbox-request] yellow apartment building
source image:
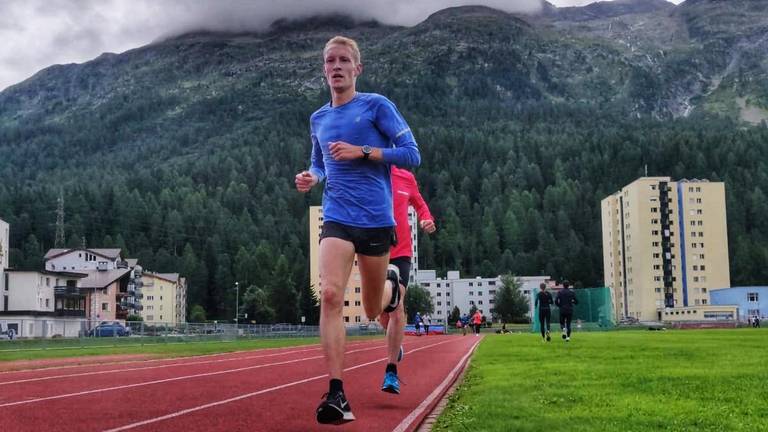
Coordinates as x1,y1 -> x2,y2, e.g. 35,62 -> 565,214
309,207 -> 366,324
601,177 -> 732,322
140,272 -> 187,324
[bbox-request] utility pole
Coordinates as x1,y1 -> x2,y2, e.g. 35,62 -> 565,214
55,190 -> 65,248
234,282 -> 239,324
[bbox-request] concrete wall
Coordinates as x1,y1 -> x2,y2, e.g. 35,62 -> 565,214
710,286 -> 768,320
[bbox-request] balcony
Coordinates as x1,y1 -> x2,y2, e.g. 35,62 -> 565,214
54,286 -> 83,297
54,309 -> 86,317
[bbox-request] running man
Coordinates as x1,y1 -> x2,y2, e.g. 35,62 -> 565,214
555,280 -> 578,342
378,165 -> 436,394
535,282 -> 553,342
295,36 -> 420,425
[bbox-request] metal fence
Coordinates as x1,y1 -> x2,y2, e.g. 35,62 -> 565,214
0,318 -> 387,352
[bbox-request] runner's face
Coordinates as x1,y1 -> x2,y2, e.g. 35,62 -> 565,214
323,44 -> 361,92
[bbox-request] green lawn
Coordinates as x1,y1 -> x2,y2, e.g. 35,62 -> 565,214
434,329 -> 768,432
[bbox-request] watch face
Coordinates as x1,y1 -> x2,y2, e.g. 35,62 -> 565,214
362,145 -> 372,154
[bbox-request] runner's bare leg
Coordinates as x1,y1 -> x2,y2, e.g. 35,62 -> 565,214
319,237 -> 355,379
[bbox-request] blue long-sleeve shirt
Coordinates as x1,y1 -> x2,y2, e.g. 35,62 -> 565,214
309,92 -> 420,228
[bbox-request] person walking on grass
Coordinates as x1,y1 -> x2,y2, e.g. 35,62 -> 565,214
472,310 -> 483,336
295,35 -> 420,425
377,165 -> 436,394
535,282 -> 554,342
555,280 -> 578,342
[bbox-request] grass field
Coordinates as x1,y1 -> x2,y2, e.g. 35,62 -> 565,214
434,329 -> 768,432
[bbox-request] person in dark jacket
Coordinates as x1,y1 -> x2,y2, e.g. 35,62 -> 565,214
555,280 -> 578,342
535,282 -> 554,342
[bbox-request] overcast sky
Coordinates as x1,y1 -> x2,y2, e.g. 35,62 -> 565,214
0,0 -> 684,91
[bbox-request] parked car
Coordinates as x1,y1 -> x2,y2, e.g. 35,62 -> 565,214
89,321 -> 131,337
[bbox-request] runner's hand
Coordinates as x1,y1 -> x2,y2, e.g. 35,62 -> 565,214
329,141 -> 362,161
295,171 -> 318,192
420,220 -> 436,234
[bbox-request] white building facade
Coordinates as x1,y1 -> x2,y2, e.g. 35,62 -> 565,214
416,270 -> 550,322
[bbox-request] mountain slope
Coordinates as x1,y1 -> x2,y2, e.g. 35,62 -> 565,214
1,2 -> 767,320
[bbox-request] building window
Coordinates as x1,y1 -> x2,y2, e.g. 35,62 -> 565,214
355,287 -> 361,293
344,301 -> 349,306
469,282 -> 474,287
102,303 -> 109,311
748,292 -> 759,302
469,291 -> 474,295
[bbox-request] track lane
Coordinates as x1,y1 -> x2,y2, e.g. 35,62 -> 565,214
0,336 -> 469,432
104,336 -> 480,432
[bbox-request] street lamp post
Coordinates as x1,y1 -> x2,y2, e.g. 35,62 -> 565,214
234,282 -> 239,325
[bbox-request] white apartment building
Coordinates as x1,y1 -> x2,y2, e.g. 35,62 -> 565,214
416,270 -> 549,322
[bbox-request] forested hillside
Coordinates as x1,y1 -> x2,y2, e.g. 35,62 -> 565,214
1,1 -> 767,321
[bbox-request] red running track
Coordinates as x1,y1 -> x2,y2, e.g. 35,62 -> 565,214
0,335 -> 481,432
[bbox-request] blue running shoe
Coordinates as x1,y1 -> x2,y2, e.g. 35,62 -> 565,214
397,345 -> 404,363
381,371 -> 400,394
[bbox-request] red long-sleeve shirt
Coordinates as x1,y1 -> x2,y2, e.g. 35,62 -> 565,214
390,166 -> 433,259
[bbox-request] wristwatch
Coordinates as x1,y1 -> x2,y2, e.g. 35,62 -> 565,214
361,145 -> 372,160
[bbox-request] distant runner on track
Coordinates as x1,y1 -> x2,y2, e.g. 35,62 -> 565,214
295,35 -> 421,425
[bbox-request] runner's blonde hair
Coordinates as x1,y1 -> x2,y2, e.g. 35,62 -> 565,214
324,36 -> 361,64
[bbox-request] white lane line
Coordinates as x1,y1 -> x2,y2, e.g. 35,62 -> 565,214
0,342 -> 390,408
0,345 -> 330,386
392,338 -> 481,432
0,339 -> 377,377
0,344 -> 309,375
101,338 -> 458,432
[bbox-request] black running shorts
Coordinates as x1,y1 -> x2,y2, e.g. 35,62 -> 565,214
389,256 -> 411,286
320,221 -> 397,257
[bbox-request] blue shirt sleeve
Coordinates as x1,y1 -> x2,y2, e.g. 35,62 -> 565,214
374,97 -> 421,167
308,128 -> 326,182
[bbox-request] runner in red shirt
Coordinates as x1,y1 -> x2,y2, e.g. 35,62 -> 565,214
379,166 -> 436,395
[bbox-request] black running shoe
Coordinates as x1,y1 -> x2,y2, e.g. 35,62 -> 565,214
316,390 -> 355,424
